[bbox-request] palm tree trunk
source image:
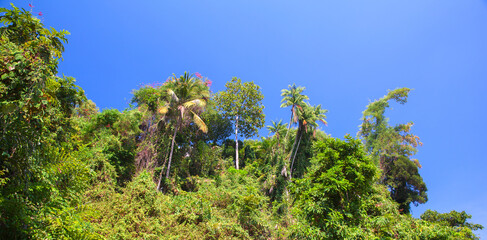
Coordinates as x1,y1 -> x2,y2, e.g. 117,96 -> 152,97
235,115 -> 239,169
156,148 -> 170,191
288,125 -> 300,164
283,107 -> 294,151
166,122 -> 179,179
289,131 -> 302,179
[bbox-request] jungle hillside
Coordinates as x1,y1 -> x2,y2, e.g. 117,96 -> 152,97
1,2 -> 486,240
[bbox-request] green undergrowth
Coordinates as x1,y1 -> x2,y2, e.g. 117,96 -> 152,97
86,168 -> 288,239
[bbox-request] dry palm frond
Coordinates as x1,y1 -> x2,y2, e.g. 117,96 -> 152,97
183,98 -> 206,109
191,110 -> 208,133
167,89 -> 179,102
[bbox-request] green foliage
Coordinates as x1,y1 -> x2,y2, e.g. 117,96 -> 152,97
291,135 -> 377,239
359,88 -> 427,213
289,103 -> 327,178
385,155 -> 427,212
174,141 -> 224,188
0,4 -> 69,60
0,145 -> 98,239
215,77 -> 265,169
288,129 -> 314,179
421,210 -> 484,231
0,5 -> 482,239
267,120 -> 286,140
0,5 -> 90,238
86,168 -> 281,239
88,171 -> 168,239
30,147 -> 100,239
132,72 -> 210,181
280,83 -> 309,134
199,99 -> 233,145
280,84 -> 310,161
80,109 -> 142,186
215,77 -> 265,139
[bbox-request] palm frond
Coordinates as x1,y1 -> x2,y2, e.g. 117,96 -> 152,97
167,89 -> 179,102
191,110 -> 208,133
183,98 -> 206,109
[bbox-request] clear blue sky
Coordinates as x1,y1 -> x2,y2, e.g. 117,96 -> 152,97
3,0 -> 486,236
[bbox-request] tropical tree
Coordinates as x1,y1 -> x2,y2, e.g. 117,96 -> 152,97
289,103 -> 327,178
215,77 -> 265,169
267,120 -> 286,154
267,120 -> 286,138
421,210 -> 484,232
133,72 -> 209,189
0,5 -> 90,238
159,73 -> 210,180
198,99 -> 233,145
358,88 -> 427,213
291,136 -> 377,239
280,84 -> 309,146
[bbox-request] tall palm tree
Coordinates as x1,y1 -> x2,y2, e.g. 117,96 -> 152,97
280,84 -> 309,150
132,72 -> 209,190
289,103 -> 327,178
160,72 -> 209,182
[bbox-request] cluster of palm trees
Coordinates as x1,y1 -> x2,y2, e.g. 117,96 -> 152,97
133,76 -> 326,189
268,84 -> 328,179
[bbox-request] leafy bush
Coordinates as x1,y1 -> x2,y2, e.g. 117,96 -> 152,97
291,135 -> 377,239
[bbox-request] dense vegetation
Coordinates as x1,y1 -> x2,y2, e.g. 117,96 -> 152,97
0,5 -> 483,239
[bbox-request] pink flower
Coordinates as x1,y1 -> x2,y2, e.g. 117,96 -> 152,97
38,12 -> 43,16
29,4 -> 34,8
205,79 -> 212,87
195,72 -> 202,78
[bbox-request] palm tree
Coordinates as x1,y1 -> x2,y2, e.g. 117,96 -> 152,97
267,120 -> 286,147
160,73 -> 209,181
133,72 -> 209,191
289,103 -> 327,178
280,84 -> 309,150
267,120 -> 284,137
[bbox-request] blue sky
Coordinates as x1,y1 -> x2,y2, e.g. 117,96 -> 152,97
3,0 -> 486,236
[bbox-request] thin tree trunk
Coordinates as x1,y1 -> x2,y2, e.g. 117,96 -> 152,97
289,132 -> 302,179
288,125 -> 300,164
166,122 -> 179,179
273,135 -> 280,156
283,108 -> 294,151
285,126 -> 300,180
235,115 -> 239,169
156,148 -> 170,191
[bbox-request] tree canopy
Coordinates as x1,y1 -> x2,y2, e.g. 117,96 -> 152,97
359,88 -> 427,214
215,77 -> 265,169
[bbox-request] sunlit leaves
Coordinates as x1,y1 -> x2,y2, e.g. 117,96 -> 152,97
215,77 -> 265,139
291,136 -> 376,238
